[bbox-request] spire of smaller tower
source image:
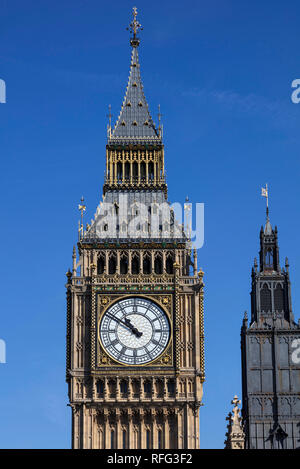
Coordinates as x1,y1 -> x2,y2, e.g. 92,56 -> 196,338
259,186 -> 280,272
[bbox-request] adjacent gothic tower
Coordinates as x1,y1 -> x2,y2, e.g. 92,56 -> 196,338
66,9 -> 205,449
241,211 -> 300,449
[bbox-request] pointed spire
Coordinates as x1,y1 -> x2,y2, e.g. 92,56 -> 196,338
109,8 -> 161,145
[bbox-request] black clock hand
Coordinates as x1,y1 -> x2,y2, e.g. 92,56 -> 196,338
124,318 -> 143,338
106,313 -> 143,337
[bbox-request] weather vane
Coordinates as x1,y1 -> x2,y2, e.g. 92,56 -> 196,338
127,7 -> 143,46
261,183 -> 269,220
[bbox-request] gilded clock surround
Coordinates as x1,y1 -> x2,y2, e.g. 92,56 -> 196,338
96,294 -> 173,368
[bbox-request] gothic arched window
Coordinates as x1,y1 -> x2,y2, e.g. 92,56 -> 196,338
96,380 -> 104,396
110,430 -> 115,449
274,284 -> 284,312
125,162 -> 130,180
167,379 -> 175,396
158,430 -> 163,449
166,254 -> 174,274
143,253 -> 151,274
132,254 -> 140,275
141,162 -> 146,180
108,254 -> 116,275
133,162 -> 138,180
144,380 -> 151,394
120,253 -> 128,274
120,380 -> 128,395
122,430 -> 127,449
265,249 -> 274,269
260,284 -> 272,312
97,256 -> 105,275
146,429 -> 151,449
117,162 -> 122,182
155,255 -> 163,274
148,161 -> 154,181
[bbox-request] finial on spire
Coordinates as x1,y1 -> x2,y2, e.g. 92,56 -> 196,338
261,183 -> 269,221
127,7 -> 143,47
107,104 -> 112,138
78,196 -> 86,240
158,104 -> 163,137
184,196 -> 192,245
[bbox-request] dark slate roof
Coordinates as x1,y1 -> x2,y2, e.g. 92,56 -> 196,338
108,46 -> 161,145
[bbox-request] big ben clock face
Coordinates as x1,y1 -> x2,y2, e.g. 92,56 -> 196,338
99,297 -> 170,365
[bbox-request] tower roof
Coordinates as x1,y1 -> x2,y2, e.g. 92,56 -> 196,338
264,217 -> 273,235
108,9 -> 161,145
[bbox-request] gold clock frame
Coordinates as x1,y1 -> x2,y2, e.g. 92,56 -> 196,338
92,292 -> 174,369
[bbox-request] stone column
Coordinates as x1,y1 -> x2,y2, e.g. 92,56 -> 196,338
151,377 -> 155,401
105,250 -> 109,274
163,250 -> 166,273
104,410 -> 110,448
138,160 -> 141,184
146,152 -> 149,184
151,251 -> 155,273
128,250 -> 132,274
116,250 -> 120,274
140,376 -> 144,401
177,408 -> 184,449
116,409 -> 121,449
152,409 -> 157,449
128,409 -> 133,449
163,377 -> 167,401
104,377 -> 108,402
141,409 -> 147,449
116,377 -> 120,401
163,408 -> 168,449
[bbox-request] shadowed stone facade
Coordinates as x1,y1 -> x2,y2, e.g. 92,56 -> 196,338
241,215 -> 300,449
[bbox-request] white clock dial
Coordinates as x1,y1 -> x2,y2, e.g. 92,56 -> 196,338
99,297 -> 170,365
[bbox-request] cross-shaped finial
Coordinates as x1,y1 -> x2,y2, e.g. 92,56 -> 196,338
231,395 -> 241,424
127,7 -> 143,46
231,395 -> 241,407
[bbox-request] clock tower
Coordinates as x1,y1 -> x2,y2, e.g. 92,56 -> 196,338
66,9 -> 205,449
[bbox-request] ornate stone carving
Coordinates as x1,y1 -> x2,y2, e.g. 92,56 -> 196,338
224,396 -> 245,449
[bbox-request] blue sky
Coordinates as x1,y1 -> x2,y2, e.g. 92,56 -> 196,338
0,0 -> 300,449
